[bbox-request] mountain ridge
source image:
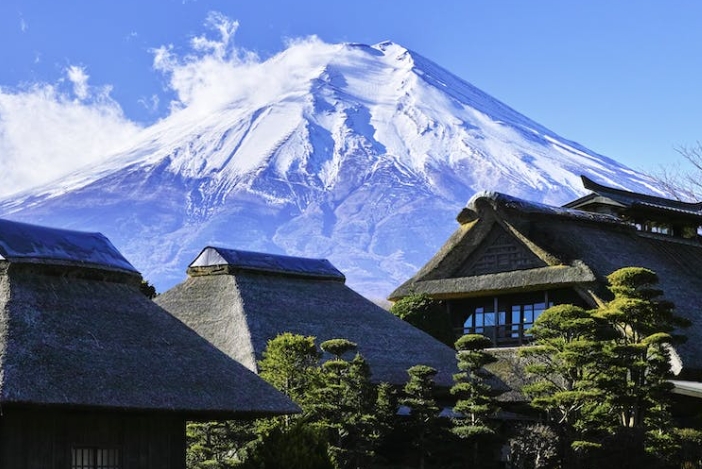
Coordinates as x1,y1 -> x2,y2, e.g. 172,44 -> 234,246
0,40 -> 660,299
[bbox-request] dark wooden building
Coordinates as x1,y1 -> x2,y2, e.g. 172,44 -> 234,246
155,247 -> 459,388
389,177 -> 702,379
0,219 -> 298,469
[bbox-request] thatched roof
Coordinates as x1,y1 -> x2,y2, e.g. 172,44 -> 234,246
0,221 -> 298,418
389,191 -> 702,374
0,218 -> 137,274
156,248 -> 459,388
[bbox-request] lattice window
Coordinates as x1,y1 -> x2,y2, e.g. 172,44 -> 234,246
72,447 -> 120,469
458,229 -> 544,276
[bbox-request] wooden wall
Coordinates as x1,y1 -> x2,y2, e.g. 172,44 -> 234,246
0,407 -> 186,469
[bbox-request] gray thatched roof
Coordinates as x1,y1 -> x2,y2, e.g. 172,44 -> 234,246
0,218 -> 137,274
156,250 -> 459,388
390,191 -> 702,374
0,222 -> 298,418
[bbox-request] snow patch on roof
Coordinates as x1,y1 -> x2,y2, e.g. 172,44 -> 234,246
190,246 -> 345,280
0,218 -> 137,273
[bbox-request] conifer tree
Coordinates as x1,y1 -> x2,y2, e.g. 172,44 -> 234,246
595,267 -> 689,460
451,334 -> 499,467
315,338 -> 382,469
401,365 -> 440,469
519,304 -> 608,456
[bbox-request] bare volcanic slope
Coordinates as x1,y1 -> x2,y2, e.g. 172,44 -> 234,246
0,41 -> 659,299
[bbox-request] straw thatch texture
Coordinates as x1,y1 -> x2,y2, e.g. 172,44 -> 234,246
0,264 -> 298,418
156,260 -> 459,388
390,191 -> 702,373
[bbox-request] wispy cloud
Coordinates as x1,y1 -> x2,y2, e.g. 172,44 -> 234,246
0,12 -> 331,198
66,65 -> 90,100
0,69 -> 141,197
152,11 -> 332,117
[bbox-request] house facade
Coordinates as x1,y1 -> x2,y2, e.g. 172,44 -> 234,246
389,177 -> 702,379
0,219 -> 298,469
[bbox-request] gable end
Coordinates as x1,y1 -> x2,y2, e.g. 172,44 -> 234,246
453,225 -> 547,277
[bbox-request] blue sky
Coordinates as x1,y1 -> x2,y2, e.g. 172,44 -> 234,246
1,0 -> 701,194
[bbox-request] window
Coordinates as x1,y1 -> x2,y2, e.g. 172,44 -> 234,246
72,447 -> 120,469
460,293 -> 552,345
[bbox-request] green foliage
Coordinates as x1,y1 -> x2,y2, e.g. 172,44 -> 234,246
452,334 -> 501,467
139,279 -> 157,299
507,424 -> 559,469
186,420 -> 255,469
520,267 -> 690,467
258,332 -> 321,408
390,293 -> 455,346
519,304 -> 606,447
401,365 -> 441,469
596,267 -> 688,458
255,333 -> 393,469
238,422 -> 335,469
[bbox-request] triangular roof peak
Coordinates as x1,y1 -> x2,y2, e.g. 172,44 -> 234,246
188,247 -> 346,281
0,218 -> 137,274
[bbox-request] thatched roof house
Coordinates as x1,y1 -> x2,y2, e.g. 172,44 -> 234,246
156,247 -> 458,387
389,180 -> 702,378
0,219 -> 297,469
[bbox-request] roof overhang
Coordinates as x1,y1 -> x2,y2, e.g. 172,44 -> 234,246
670,380 -> 702,399
391,263 -> 597,300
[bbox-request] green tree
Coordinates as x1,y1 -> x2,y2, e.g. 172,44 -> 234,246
238,421 -> 335,469
314,339 -> 382,469
451,334 -> 500,467
186,420 -> 255,469
258,332 -> 321,413
401,365 -> 440,469
595,267 -> 690,461
391,293 -> 455,346
519,304 -> 609,459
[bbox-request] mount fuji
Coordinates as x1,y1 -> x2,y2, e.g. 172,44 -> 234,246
0,40 -> 659,300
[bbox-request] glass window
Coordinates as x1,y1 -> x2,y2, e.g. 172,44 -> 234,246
72,448 -> 120,469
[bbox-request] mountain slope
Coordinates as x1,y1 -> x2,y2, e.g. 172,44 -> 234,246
0,41 -> 659,299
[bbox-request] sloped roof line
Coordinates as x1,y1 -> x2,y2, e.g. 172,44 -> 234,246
0,218 -> 137,274
575,175 -> 702,215
189,246 -> 345,280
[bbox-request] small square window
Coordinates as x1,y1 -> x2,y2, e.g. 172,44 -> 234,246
72,447 -> 120,469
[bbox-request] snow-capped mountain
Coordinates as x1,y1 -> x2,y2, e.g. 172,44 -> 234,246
0,41 -> 659,299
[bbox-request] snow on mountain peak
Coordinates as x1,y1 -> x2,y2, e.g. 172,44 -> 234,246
0,39 -> 661,299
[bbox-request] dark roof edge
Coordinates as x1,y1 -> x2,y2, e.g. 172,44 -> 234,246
580,175 -> 702,211
188,246 -> 346,281
389,262 -> 597,300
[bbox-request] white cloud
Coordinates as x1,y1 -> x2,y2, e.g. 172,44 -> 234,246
152,11 -> 334,118
66,65 -> 90,100
0,71 -> 141,197
0,12 -> 335,198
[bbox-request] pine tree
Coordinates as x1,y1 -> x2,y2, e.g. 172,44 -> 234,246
314,339 -> 382,469
258,332 -> 321,413
451,334 -> 499,467
390,293 -> 455,346
519,304 -> 609,457
595,267 -> 690,461
401,365 -> 440,469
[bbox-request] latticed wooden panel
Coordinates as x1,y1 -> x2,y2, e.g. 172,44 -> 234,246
456,228 -> 545,276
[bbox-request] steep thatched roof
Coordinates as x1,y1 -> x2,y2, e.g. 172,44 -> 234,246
0,222 -> 298,418
389,191 -> 702,373
156,247 -> 458,388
